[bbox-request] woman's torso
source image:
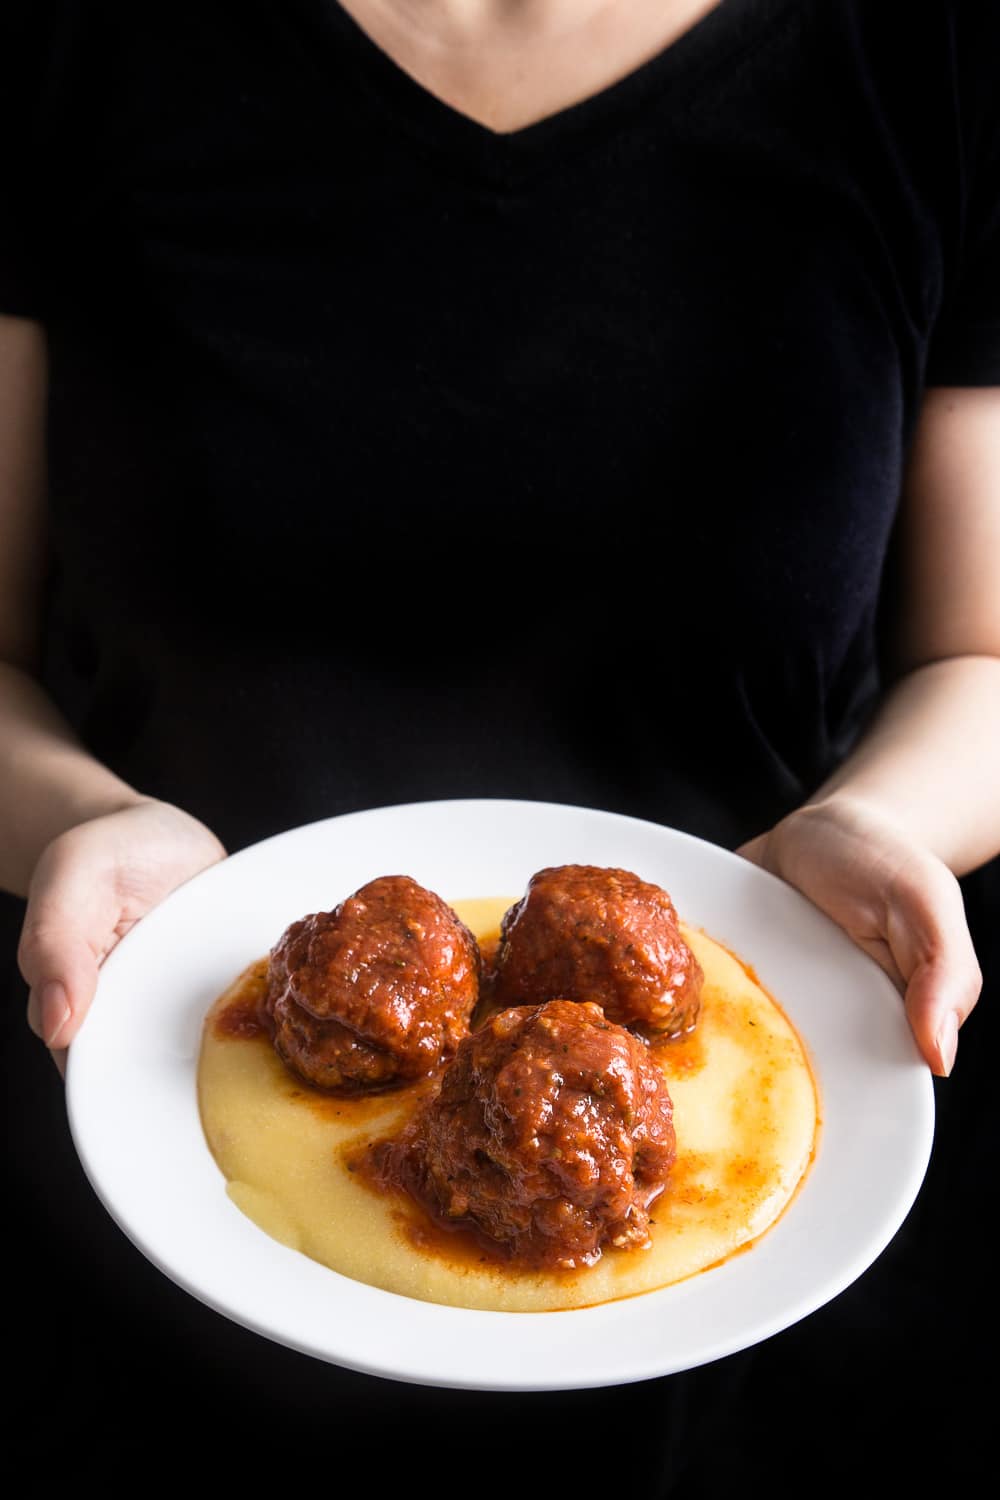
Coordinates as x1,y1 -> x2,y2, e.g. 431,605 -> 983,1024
10,0 -> 991,850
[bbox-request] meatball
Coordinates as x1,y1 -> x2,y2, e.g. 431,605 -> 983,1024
261,875 -> 480,1092
492,864 -> 703,1037
377,999 -> 676,1269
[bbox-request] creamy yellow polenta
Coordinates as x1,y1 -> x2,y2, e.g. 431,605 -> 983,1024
197,898 -> 819,1312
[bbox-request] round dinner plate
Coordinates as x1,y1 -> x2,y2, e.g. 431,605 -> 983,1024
65,797 -> 934,1392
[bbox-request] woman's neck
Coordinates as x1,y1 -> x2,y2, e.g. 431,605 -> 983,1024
334,0 -> 723,132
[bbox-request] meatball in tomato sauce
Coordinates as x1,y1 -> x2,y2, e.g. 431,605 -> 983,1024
492,864 -> 703,1038
377,999 -> 676,1270
261,875 -> 480,1092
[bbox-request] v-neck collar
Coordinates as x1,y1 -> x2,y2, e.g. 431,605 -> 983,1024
298,0 -> 799,186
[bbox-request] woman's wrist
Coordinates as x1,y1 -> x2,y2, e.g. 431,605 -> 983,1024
0,660 -> 158,896
796,656 -> 1000,876
790,787 -> 912,840
6,769 -> 152,899
769,789 -> 958,900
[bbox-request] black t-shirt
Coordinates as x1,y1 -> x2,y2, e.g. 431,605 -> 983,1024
4,3 -> 1000,1475
3,0 -> 1000,860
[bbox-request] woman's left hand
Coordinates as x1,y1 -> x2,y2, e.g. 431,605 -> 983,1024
738,792 -> 982,1077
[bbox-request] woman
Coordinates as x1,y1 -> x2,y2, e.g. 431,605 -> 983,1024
2,0 -> 998,1488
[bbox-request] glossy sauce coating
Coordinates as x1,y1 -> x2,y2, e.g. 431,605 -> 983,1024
492,864 -> 704,1037
260,874 -> 480,1092
200,904 -> 819,1312
368,997 -> 676,1270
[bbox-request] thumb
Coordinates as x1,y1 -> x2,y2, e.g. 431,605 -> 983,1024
19,885 -> 109,1052
885,861 -> 983,1077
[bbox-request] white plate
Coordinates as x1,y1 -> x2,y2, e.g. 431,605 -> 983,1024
65,797 -> 934,1391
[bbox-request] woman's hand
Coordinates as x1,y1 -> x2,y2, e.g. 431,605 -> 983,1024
18,799 -> 227,1073
738,793 -> 982,1078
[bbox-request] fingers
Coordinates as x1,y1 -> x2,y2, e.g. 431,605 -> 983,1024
735,805 -> 982,1079
18,840 -> 117,1052
901,954 -> 980,1077
886,860 -> 983,1077
20,916 -> 103,1051
17,801 -> 228,1061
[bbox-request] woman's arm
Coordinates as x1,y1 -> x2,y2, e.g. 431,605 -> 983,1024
741,386 -> 1000,1077
0,315 -> 141,885
0,313 -> 225,1061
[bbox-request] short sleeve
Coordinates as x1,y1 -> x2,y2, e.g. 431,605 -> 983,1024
0,3 -> 52,320
925,1 -> 1000,386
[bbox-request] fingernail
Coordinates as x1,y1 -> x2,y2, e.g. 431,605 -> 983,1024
40,981 -> 70,1048
936,1010 -> 960,1077
26,989 -> 42,1037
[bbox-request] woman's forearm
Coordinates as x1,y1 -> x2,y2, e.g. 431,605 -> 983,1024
806,653 -> 1000,875
0,661 -> 147,896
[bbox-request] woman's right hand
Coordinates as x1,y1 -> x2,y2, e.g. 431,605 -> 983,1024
18,798 -> 227,1072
